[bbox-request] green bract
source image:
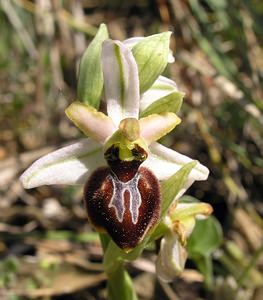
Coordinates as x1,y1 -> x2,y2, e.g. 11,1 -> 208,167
140,91 -> 184,117
77,24 -> 108,108
161,161 -> 197,216
132,32 -> 172,93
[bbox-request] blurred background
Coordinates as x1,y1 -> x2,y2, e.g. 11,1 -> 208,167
0,0 -> 262,299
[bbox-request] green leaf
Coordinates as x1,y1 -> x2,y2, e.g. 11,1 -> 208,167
77,23 -> 108,108
132,32 -> 172,93
140,91 -> 184,117
187,216 -> 223,257
187,217 -> 222,290
161,161 -> 197,217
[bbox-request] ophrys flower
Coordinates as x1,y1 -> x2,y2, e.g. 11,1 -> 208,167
156,202 -> 213,281
20,30 -> 209,252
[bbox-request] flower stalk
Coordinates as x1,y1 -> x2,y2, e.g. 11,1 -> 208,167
107,263 -> 138,300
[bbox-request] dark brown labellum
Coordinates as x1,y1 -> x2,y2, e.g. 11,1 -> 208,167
84,165 -> 160,251
104,144 -> 148,181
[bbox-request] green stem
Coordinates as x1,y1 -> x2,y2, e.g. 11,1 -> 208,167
196,255 -> 214,291
203,255 -> 213,290
107,262 -> 138,300
99,233 -> 111,251
99,234 -> 138,300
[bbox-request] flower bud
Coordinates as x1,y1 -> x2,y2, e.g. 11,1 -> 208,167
156,231 -> 187,282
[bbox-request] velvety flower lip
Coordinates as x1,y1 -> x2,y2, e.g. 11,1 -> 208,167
20,37 -> 209,200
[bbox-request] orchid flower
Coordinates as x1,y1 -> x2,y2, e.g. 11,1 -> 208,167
156,202 -> 213,282
20,26 -> 209,253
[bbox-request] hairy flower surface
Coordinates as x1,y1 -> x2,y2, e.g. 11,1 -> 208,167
20,29 -> 209,251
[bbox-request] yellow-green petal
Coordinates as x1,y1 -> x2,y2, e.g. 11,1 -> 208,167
139,112 -> 181,145
65,101 -> 116,144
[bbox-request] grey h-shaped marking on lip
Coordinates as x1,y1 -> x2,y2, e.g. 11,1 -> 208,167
108,172 -> 141,224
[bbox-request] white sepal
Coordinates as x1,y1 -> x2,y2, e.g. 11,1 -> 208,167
144,142 -> 209,182
102,39 -> 140,126
143,142 -> 209,200
140,76 -> 178,112
20,139 -> 105,188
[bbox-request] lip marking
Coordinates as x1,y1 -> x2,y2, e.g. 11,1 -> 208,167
109,172 -> 141,224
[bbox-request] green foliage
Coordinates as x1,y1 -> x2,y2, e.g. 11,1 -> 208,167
188,216 -> 223,257
132,32 -> 171,93
140,91 -> 184,117
187,217 -> 223,289
77,24 -> 108,108
0,257 -> 20,288
161,161 -> 197,216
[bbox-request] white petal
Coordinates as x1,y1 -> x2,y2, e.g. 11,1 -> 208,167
20,139 -> 105,188
143,142 -> 209,195
123,37 -> 175,63
156,232 -> 187,282
140,76 -> 178,112
102,39 -> 140,125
